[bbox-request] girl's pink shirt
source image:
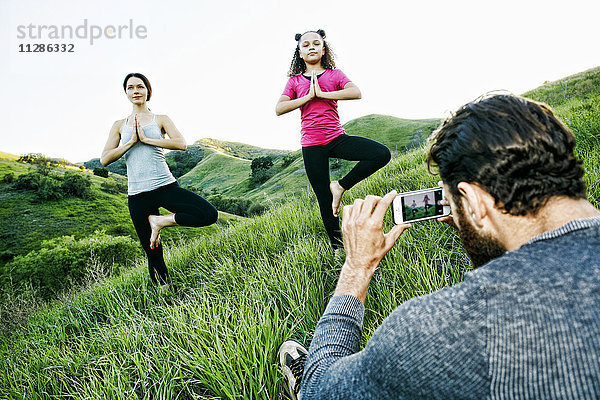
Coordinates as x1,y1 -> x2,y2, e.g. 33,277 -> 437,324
282,69 -> 351,147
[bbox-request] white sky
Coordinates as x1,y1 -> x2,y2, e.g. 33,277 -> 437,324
1,0 -> 598,162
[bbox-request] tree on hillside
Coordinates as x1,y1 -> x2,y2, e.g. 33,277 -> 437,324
84,158 -> 127,176
250,156 -> 275,185
251,156 -> 274,171
165,146 -> 204,177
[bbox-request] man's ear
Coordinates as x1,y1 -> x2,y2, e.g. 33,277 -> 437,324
456,182 -> 494,228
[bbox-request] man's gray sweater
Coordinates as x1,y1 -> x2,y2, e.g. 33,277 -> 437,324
301,217 -> 600,399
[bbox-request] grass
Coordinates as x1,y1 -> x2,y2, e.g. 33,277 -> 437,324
0,67 -> 599,398
0,149 -> 469,399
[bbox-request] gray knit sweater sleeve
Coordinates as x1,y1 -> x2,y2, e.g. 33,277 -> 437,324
301,285 -> 489,399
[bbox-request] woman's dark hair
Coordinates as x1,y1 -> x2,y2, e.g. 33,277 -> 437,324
427,94 -> 586,216
123,72 -> 152,101
287,29 -> 336,77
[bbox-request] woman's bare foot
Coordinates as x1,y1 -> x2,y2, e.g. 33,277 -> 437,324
330,181 -> 346,217
148,214 -> 178,249
148,215 -> 162,249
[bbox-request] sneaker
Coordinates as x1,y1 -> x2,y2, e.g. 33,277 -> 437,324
278,339 -> 308,400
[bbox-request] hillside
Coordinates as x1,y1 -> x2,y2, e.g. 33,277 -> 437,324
194,138 -> 289,160
0,152 -> 19,161
0,159 -> 243,267
180,114 -> 441,203
344,114 -> 440,152
523,66 -> 600,203
1,67 -> 598,398
523,66 -> 600,109
178,148 -> 252,195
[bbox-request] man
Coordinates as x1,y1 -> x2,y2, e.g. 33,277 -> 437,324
278,94 -> 600,399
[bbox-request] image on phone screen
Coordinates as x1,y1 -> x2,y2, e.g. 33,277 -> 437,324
400,188 -> 445,222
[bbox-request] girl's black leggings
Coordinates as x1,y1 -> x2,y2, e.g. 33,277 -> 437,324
128,182 -> 218,284
302,134 -> 391,249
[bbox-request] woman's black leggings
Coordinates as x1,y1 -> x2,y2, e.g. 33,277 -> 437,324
302,134 -> 391,249
128,182 -> 218,284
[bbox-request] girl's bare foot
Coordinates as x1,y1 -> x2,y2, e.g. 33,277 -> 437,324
330,181 -> 346,217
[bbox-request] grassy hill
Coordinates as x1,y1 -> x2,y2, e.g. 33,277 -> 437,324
194,138 -> 289,160
180,114 -> 441,204
0,159 -> 243,267
178,147 -> 253,195
0,67 -> 598,398
523,66 -> 600,109
523,66 -> 600,204
0,152 -> 19,162
344,114 -> 440,152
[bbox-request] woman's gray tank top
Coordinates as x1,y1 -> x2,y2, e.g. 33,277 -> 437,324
120,114 -> 176,195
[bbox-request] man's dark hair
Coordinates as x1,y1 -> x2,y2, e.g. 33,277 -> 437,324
123,72 -> 152,101
427,94 -> 586,215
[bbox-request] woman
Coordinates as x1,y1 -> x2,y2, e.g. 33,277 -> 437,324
101,72 -> 218,286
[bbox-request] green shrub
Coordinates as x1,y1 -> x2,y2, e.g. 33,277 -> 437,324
166,146 -> 204,177
330,158 -> 342,170
281,152 -> 300,168
17,153 -> 44,164
1,173 -> 14,184
100,180 -> 127,194
93,167 -> 109,178
247,201 -> 266,216
62,171 -> 92,198
35,162 -> 52,176
14,171 -> 42,191
84,158 -> 127,176
4,232 -> 141,299
36,175 -> 63,200
208,194 -> 252,216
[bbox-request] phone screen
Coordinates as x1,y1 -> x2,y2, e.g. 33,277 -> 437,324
400,188 -> 445,222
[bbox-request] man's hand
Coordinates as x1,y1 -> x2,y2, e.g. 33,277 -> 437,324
334,191 -> 411,303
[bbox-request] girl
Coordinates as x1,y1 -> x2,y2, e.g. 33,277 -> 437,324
276,30 -> 391,250
101,72 -> 218,286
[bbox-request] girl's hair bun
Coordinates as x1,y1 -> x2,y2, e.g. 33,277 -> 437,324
295,33 -> 302,41
316,29 -> 326,38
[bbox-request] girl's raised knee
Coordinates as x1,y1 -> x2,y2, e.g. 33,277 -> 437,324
208,206 -> 218,225
377,146 -> 392,166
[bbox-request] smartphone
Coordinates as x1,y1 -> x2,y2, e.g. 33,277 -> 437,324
392,187 -> 451,224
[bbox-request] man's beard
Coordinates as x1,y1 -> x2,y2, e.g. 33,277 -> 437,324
456,206 -> 507,268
